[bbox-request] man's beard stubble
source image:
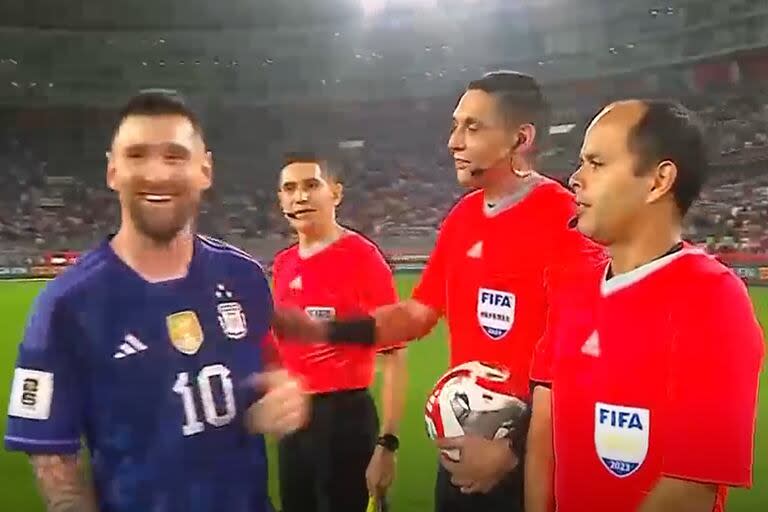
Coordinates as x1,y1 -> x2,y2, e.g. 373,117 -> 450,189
128,195 -> 199,244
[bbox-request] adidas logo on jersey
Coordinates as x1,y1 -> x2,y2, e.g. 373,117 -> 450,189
113,334 -> 148,359
467,241 -> 482,259
289,275 -> 302,290
581,331 -> 601,357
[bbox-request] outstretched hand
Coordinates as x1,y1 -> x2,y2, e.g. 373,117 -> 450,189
272,307 -> 328,342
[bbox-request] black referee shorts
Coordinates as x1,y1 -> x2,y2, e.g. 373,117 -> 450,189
278,388 -> 380,512
434,462 -> 524,512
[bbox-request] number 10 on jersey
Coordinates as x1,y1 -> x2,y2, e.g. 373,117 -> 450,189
173,364 -> 237,436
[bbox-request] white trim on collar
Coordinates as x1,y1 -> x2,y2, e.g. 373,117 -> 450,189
483,175 -> 545,218
601,247 -> 700,297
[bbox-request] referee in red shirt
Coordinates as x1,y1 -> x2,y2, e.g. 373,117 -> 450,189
274,72 -> 605,512
272,155 -> 407,512
526,100 -> 763,512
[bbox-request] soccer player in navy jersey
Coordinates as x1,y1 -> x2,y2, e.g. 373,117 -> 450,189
4,90 -> 307,512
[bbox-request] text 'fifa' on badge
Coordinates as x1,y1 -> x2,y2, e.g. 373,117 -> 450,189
166,311 -> 205,355
304,306 -> 336,320
477,288 -> 515,340
217,302 -> 248,340
594,402 -> 650,478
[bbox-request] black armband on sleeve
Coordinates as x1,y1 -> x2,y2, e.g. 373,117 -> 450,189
327,316 -> 377,346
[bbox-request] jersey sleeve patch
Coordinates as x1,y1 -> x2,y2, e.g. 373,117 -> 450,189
8,368 -> 54,420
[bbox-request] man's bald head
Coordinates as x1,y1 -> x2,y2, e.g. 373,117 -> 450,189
588,100 -> 647,133
590,99 -> 708,215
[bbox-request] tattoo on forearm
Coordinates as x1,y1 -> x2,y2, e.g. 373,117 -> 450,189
30,454 -> 97,512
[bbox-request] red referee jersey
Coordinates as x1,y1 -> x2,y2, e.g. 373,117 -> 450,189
412,177 -> 606,398
531,248 -> 764,512
272,231 -> 402,394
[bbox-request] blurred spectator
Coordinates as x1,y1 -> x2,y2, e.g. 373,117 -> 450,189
2,85 -> 768,258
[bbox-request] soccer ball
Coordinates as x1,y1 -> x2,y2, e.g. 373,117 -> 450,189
424,361 -> 529,462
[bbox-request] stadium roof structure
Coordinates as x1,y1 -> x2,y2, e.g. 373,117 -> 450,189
0,0 -> 767,106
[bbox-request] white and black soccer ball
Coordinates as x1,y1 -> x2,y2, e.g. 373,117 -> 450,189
424,361 -> 529,462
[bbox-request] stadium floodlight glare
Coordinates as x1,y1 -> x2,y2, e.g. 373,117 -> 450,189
362,0 -> 439,16
362,0 -> 387,16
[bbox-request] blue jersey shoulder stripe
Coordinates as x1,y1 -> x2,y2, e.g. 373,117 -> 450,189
197,235 -> 263,269
43,246 -> 110,301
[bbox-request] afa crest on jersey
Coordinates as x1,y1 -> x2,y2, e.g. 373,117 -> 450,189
594,402 -> 650,478
166,311 -> 205,355
217,302 -> 248,340
477,288 -> 515,340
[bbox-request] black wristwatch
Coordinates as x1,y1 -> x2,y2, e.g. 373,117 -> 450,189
377,434 -> 400,453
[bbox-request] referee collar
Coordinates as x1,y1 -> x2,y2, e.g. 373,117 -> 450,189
601,242 -> 692,297
483,174 -> 545,218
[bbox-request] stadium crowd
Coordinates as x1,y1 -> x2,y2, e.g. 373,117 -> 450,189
1,84 -> 768,258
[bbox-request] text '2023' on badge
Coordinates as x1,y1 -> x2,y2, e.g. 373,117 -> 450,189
594,402 -> 650,478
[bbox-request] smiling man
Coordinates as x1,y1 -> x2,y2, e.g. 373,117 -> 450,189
4,90 -> 308,512
526,100 -> 764,512
272,155 -> 407,512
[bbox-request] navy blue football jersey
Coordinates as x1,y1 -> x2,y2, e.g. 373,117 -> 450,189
5,236 -> 275,512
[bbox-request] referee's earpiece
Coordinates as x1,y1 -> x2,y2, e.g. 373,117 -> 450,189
510,133 -> 533,178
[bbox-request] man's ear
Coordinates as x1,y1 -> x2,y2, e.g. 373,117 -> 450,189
332,182 -> 344,207
513,123 -> 537,154
105,150 -> 117,191
646,160 -> 677,205
200,150 -> 214,191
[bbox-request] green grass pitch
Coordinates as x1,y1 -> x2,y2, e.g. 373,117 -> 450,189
0,277 -> 765,511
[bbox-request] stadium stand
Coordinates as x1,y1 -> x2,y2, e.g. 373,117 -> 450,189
1,0 -> 768,267
2,84 -> 768,259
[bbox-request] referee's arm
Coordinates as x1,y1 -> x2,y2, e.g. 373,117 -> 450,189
525,384 -> 554,512
318,208 -> 449,346
271,299 -> 439,348
526,311 -> 556,512
370,299 -> 439,345
274,230 -> 446,346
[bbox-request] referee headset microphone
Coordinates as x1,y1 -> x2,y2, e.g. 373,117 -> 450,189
281,194 -> 316,220
281,184 -> 309,220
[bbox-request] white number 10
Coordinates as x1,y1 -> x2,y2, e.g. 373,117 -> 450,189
173,364 -> 237,436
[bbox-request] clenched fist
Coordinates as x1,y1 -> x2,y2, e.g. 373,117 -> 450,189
245,370 -> 309,437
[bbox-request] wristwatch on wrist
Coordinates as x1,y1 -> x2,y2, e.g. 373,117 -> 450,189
377,433 -> 400,453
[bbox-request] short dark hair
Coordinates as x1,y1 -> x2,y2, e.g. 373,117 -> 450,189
282,151 -> 343,183
113,89 -> 204,139
628,100 -> 708,215
467,70 -> 550,150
